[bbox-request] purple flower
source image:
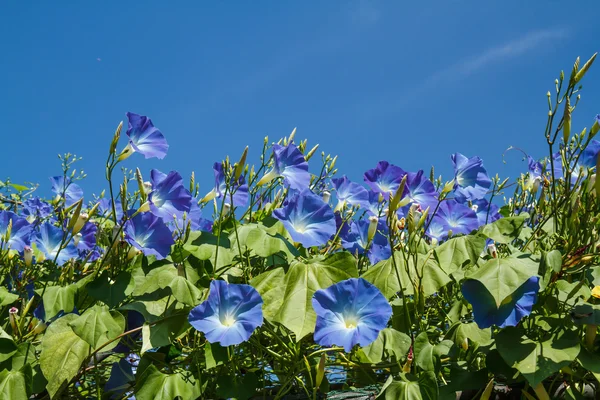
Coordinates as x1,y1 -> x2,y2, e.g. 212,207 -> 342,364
471,198 -> 500,227
97,198 -> 124,220
188,280 -> 263,346
258,143 -> 310,190
35,222 -> 78,265
0,211 -> 33,252
403,170 -> 437,210
22,197 -> 53,222
339,219 -> 390,264
462,276 -> 540,329
527,156 -> 543,178
273,189 -> 336,247
426,200 -> 478,242
363,190 -> 384,216
74,221 -> 97,251
170,200 -> 213,235
201,162 -> 249,207
332,176 -> 369,212
364,161 -> 406,200
124,212 -> 174,260
124,112 -> 168,159
312,278 -> 392,352
148,169 -> 192,221
579,140 -> 600,169
452,153 -> 492,202
50,176 -> 83,207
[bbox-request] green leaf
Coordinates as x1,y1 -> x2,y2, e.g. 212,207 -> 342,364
183,231 -> 233,271
359,328 -> 411,364
540,250 -> 562,290
42,285 -> 77,320
577,348 -> 600,383
445,321 -> 492,347
434,234 -> 486,276
39,314 -> 90,398
132,263 -> 179,297
120,295 -> 178,323
273,252 -> 358,340
168,276 -> 202,306
412,254 -> 452,297
465,254 -> 539,307
135,364 -> 200,400
141,312 -> 189,354
0,287 -> 18,307
0,327 -> 18,363
555,280 -> 591,307
231,222 -> 299,262
249,267 -> 285,320
86,270 -> 134,308
481,215 -> 526,244
216,373 -> 258,400
3,342 -> 35,371
8,183 -> 28,192
496,327 -> 581,386
68,305 -> 125,351
414,332 -> 453,373
0,364 -> 32,400
205,342 -> 228,369
382,371 -> 438,400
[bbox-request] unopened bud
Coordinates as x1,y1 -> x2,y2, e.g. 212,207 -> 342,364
288,127 -> 297,143
555,79 -> 559,85
222,203 -> 231,216
72,213 -> 89,235
127,245 -> 141,260
117,143 -> 134,162
305,144 -> 319,161
9,307 -> 18,332
109,121 -> 123,155
33,321 -> 47,335
74,233 -> 82,247
487,243 -> 498,258
322,191 -> 331,203
23,245 -> 33,266
367,216 -> 378,242
546,91 -> 551,97
461,337 -> 469,351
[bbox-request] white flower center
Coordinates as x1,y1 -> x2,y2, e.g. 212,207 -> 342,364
344,315 -> 359,329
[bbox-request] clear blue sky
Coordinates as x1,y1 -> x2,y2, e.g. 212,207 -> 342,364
1,1 -> 599,201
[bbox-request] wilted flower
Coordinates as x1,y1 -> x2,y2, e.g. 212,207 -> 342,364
188,280 -> 263,346
312,278 -> 392,352
123,212 -> 174,260
258,142 -> 310,190
122,112 -> 168,160
0,211 -> 32,252
451,153 -> 492,202
273,189 -> 336,247
462,276 -> 540,329
50,176 -> 84,207
364,161 -> 406,200
148,169 -> 192,220
35,222 -> 78,266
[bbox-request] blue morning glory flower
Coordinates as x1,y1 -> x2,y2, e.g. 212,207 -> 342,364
50,176 -> 83,207
331,176 -> 369,212
0,211 -> 33,252
471,198 -> 500,227
97,198 -> 124,220
169,200 -> 213,235
74,221 -> 97,251
364,161 -> 406,200
202,162 -> 249,207
339,219 -> 390,264
312,278 -> 392,352
426,200 -> 478,241
188,280 -> 263,346
527,156 -> 543,178
451,153 -> 492,202
35,222 -> 78,265
462,276 -> 540,329
22,197 -> 53,223
124,211 -> 174,260
258,143 -> 310,190
272,189 -> 336,247
124,112 -> 168,160
363,190 -> 384,216
403,170 -> 438,210
579,140 -> 600,169
148,169 -> 192,221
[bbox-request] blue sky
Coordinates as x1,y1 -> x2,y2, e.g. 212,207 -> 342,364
1,1 -> 599,202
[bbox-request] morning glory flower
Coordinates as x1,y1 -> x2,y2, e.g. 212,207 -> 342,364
331,176 -> 369,212
188,280 -> 263,346
272,189 -> 336,247
201,162 -> 249,207
22,197 -> 53,223
339,219 -> 390,264
403,170 -> 438,210
124,212 -> 174,260
97,198 -> 124,220
364,161 -> 406,200
312,278 -> 392,352
50,176 -> 83,207
169,200 -> 213,236
74,221 -> 97,251
451,153 -> 492,202
363,190 -> 384,216
258,143 -> 310,190
471,198 -> 500,227
148,169 -> 192,221
579,140 -> 600,169
0,211 -> 33,252
426,200 -> 478,242
35,222 -> 78,265
462,276 -> 540,329
123,112 -> 168,160
527,156 -> 543,178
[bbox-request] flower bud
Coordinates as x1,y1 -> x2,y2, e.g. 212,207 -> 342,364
117,143 -> 134,162
33,321 -> 47,335
305,144 -> 319,161
487,243 -> 498,258
23,245 -> 33,266
461,337 -> 469,351
222,203 -> 231,216
109,121 -> 123,155
9,307 -> 18,332
127,245 -> 141,260
72,212 -> 89,235
367,216 -> 378,242
322,191 -> 331,203
74,233 -> 82,247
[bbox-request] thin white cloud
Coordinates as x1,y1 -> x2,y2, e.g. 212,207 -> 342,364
420,28 -> 569,91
